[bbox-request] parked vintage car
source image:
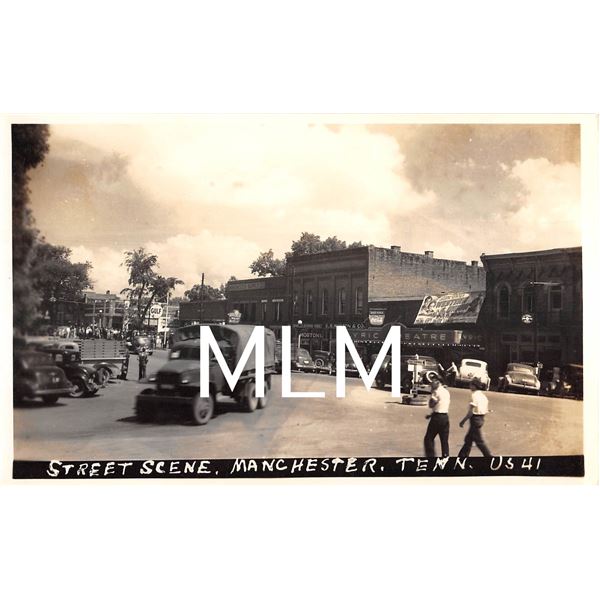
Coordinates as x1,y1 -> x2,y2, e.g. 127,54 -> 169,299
292,347 -> 317,372
455,359 -> 491,390
540,364 -> 583,399
373,353 -> 445,392
312,350 -> 335,373
498,363 -> 541,395
37,344 -> 99,397
13,351 -> 74,404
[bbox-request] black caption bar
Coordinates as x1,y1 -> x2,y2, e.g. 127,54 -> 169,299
13,456 -> 584,479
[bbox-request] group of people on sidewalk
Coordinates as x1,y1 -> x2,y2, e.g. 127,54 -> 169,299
424,377 -> 493,458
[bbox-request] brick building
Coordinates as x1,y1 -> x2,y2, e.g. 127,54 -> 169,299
479,247 -> 583,378
287,245 -> 485,356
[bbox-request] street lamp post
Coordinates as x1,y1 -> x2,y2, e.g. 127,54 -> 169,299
528,267 -> 562,370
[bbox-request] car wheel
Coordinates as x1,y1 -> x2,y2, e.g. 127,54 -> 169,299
314,358 -> 325,369
190,393 -> 214,425
42,395 -> 60,405
241,381 -> 259,413
375,377 -> 386,390
69,378 -> 87,398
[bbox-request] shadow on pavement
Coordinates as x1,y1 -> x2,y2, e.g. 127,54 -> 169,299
14,399 -> 68,409
116,400 -> 250,427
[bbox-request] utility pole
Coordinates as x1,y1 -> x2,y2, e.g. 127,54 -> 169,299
199,272 -> 205,323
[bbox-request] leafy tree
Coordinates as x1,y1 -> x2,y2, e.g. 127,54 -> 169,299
12,124 -> 50,333
249,249 -> 287,277
29,242 -> 92,319
121,248 -> 183,327
184,283 -> 225,302
248,233 -> 364,278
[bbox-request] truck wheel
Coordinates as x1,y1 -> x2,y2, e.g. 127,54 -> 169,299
42,395 -> 60,405
96,367 -> 110,387
242,381 -> 259,413
191,393 -> 214,425
257,376 -> 272,409
69,378 -> 86,398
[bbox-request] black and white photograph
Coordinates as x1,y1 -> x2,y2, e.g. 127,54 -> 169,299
8,116 -> 593,479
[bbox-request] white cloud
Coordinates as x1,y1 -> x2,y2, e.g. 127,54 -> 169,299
506,158 -> 581,249
70,230 -> 262,296
49,122 -> 437,259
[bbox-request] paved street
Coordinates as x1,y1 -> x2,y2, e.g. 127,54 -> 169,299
13,349 -> 583,461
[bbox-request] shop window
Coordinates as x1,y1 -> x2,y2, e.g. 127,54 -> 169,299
501,333 -> 518,343
321,289 -> 329,316
355,287 -> 363,315
261,302 -> 267,322
338,288 -> 346,315
497,284 -> 510,319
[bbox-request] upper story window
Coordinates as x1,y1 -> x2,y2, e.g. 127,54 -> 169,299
293,292 -> 299,316
549,286 -> 562,311
305,290 -> 313,315
522,287 -> 534,314
338,287 -> 347,315
497,284 -> 510,319
321,289 -> 329,316
355,287 -> 363,315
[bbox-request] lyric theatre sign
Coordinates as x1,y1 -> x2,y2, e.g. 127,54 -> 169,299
200,325 -> 402,398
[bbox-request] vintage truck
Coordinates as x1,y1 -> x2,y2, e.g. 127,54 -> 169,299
24,337 -> 127,385
135,325 -> 277,425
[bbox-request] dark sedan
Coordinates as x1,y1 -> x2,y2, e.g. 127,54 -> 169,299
14,351 -> 73,404
498,363 -> 541,395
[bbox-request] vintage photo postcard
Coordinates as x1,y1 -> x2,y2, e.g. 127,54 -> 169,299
4,115 -> 597,481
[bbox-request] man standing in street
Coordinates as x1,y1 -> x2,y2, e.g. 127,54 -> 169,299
458,378 -> 492,457
138,347 -> 148,381
424,376 -> 451,458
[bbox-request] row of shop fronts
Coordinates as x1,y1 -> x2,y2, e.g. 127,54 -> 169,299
179,245 -> 583,377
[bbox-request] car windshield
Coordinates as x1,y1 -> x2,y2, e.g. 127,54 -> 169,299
298,349 -> 311,359
21,353 -> 54,368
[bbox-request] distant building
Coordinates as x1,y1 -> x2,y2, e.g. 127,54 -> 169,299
480,247 -> 583,377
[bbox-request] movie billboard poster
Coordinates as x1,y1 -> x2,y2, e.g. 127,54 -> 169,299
414,292 -> 485,325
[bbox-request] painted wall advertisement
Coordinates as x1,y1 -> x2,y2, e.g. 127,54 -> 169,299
414,291 -> 485,325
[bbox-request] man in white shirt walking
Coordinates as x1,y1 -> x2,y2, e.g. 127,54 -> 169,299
458,378 -> 492,457
424,377 -> 451,458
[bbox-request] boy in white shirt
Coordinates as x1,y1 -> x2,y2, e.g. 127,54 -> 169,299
458,378 -> 492,457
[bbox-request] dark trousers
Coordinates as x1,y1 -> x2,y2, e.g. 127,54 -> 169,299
424,413 -> 450,458
459,415 -> 492,457
138,361 -> 147,380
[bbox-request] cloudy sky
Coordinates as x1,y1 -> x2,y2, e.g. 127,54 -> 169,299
27,121 -> 581,295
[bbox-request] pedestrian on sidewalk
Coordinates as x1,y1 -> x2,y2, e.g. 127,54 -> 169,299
138,347 -> 148,381
458,378 -> 492,457
424,376 -> 451,458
